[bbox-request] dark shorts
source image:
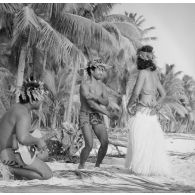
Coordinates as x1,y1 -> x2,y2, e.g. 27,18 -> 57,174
0,148 -> 25,168
79,111 -> 104,128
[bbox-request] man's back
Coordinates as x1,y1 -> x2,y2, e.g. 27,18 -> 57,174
0,104 -> 26,151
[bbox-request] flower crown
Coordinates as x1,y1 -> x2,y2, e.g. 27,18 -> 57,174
137,51 -> 155,61
87,58 -> 112,69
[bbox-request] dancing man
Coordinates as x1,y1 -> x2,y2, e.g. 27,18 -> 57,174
78,58 -> 118,169
0,79 -> 52,180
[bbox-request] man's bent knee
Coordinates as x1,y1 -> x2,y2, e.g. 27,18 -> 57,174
85,142 -> 93,151
41,168 -> 53,180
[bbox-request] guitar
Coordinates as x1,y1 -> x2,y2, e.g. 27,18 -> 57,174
12,129 -> 58,165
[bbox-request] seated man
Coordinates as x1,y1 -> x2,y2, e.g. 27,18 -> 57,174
0,79 -> 52,180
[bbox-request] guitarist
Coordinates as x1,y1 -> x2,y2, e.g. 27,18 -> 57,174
0,79 -> 52,180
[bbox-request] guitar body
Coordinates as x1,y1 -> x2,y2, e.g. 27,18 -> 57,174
13,129 -> 42,165
13,129 -> 57,165
15,144 -> 37,165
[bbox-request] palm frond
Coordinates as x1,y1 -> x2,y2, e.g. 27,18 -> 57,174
74,3 -> 93,15
39,3 -> 65,20
142,27 -> 155,35
101,22 -> 121,41
114,22 -> 141,40
0,3 -> 22,14
15,6 -> 41,31
0,90 -> 11,111
124,11 -> 128,16
42,70 -> 57,96
174,71 -> 183,77
11,6 -> 41,46
37,17 -> 80,64
12,6 -> 81,64
127,12 -> 137,21
32,3 -> 50,11
135,15 -> 144,24
92,3 -> 115,21
136,18 -> 145,27
168,102 -> 188,118
159,96 -> 188,118
53,13 -> 118,53
57,70 -> 70,93
104,14 -> 133,23
33,3 -> 93,20
114,22 -> 142,49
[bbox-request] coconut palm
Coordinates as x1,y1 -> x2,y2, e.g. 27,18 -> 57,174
91,3 -> 115,22
182,75 -> 195,132
124,12 -> 157,42
0,3 -> 123,131
0,67 -> 15,117
0,3 -> 119,101
158,64 -> 190,132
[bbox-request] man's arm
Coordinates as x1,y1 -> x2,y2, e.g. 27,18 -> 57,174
80,83 -> 100,103
127,71 -> 145,108
15,114 -> 41,146
99,83 -> 109,106
87,100 -> 110,116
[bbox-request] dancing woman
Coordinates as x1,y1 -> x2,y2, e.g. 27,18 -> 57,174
125,45 -> 170,176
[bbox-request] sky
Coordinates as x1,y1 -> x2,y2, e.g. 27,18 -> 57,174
111,3 -> 195,78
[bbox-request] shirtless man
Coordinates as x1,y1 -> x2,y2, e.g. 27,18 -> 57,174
78,58 -> 118,169
0,79 -> 52,180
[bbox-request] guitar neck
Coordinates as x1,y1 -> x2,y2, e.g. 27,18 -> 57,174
31,129 -> 57,140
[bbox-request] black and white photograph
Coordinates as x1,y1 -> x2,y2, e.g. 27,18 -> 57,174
0,1 -> 195,193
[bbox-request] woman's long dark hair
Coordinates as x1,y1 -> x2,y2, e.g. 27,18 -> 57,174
137,45 -> 157,71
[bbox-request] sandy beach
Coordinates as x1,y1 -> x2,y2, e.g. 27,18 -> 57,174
0,133 -> 194,193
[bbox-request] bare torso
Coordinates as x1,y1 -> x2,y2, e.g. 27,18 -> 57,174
80,79 -> 105,112
0,104 -> 30,151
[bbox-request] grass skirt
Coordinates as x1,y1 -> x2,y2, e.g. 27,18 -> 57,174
125,107 -> 170,176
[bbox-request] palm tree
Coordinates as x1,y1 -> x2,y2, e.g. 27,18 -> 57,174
0,3 -> 121,127
0,67 -> 15,117
124,12 -> 157,42
182,75 -> 195,132
158,64 -> 190,132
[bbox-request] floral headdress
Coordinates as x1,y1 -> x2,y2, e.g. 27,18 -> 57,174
87,58 -> 112,69
137,50 -> 155,61
18,79 -> 48,103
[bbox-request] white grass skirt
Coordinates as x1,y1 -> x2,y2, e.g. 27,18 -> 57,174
125,108 -> 170,176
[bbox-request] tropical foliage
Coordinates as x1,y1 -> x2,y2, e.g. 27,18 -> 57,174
0,4 -> 194,158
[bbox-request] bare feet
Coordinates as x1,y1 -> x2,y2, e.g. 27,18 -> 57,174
93,166 -> 102,171
78,164 -> 85,170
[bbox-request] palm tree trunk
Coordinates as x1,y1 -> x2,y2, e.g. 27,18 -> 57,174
51,103 -> 58,130
51,112 -> 57,129
43,50 -> 47,71
65,61 -> 79,123
15,45 -> 27,103
38,51 -> 47,128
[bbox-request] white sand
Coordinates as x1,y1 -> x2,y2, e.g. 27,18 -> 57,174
0,133 -> 194,192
